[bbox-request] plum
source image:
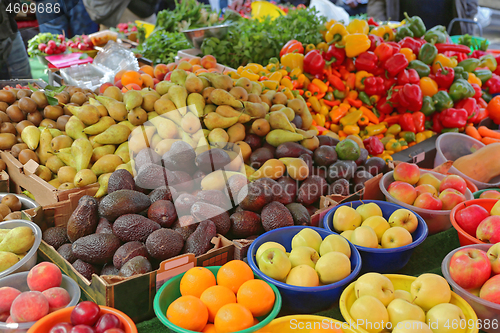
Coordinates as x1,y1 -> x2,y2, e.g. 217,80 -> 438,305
70,325 -> 95,333
95,313 -> 121,333
71,302 -> 100,326
49,322 -> 73,333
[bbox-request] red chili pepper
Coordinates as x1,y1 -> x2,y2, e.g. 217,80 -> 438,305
398,37 -> 425,55
280,40 -> 304,57
374,43 -> 393,63
435,43 -> 471,54
485,74 -> 500,94
384,53 -> 409,77
323,99 -> 340,107
412,111 -> 425,132
431,63 -> 454,89
376,96 -> 394,114
478,97 -> 488,109
365,76 -> 385,96
444,51 -> 467,63
470,50 -> 488,59
455,98 -> 479,123
303,50 -> 325,77
363,136 -> 384,155
368,35 -> 384,52
324,45 -> 346,68
399,113 -> 417,133
398,84 -> 423,112
397,69 -> 420,85
355,51 -> 379,73
367,17 -> 379,27
440,108 -> 468,128
384,114 -> 401,125
327,74 -> 345,91
432,113 -> 443,132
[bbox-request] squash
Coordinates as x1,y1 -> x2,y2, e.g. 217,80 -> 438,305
453,142 -> 500,183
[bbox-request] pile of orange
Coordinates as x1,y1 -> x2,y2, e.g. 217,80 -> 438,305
167,260 -> 276,333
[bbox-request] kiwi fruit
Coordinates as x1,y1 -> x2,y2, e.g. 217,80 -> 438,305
0,91 -> 16,104
43,105 -> 64,120
0,203 -> 11,219
6,105 -> 25,122
16,134 -> 23,144
2,194 -> 21,211
10,143 -> 28,158
70,92 -> 87,105
54,93 -> 69,105
40,118 -> 57,128
18,149 -> 39,165
0,160 -> 6,172
31,91 -> 48,109
16,120 -> 34,135
0,133 -> 17,150
0,111 -> 9,123
18,97 -> 37,114
9,89 -> 19,96
1,122 -> 16,135
27,111 -> 43,126
0,102 -> 8,112
56,115 -> 70,131
16,89 -> 31,99
68,87 -> 83,96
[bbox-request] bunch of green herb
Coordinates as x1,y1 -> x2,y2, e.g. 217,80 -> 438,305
137,29 -> 191,65
155,0 -> 219,33
28,84 -> 66,106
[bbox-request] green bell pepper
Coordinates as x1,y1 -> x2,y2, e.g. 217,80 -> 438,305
333,89 -> 346,99
418,43 -> 437,65
403,12 -> 426,38
449,79 -> 475,101
396,26 -> 414,41
408,60 -> 431,77
421,95 -> 436,116
400,131 -> 416,143
453,66 -> 469,81
428,25 -> 447,33
458,58 -> 480,73
441,128 -> 460,133
479,54 -> 498,72
424,28 -> 447,44
432,91 -> 454,111
473,69 -> 493,84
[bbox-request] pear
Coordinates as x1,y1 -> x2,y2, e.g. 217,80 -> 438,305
168,85 -> 188,111
200,76 -> 210,89
118,120 -> 135,131
67,104 -> 100,125
216,105 -> 251,123
92,145 -> 115,163
73,169 -> 97,187
154,98 -> 177,115
181,112 -> 202,134
279,158 -> 309,181
115,142 -> 130,163
266,129 -> 304,147
296,128 -> 316,139
142,93 -> 159,112
268,111 -> 295,132
35,165 -> 52,181
195,136 -> 210,155
227,123 -> 246,143
46,128 -> 63,138
280,107 -> 295,121
123,90 -> 143,111
59,182 -> 76,190
103,86 -> 122,101
208,128 -> 229,149
96,96 -> 127,122
155,139 -> 180,156
21,126 -> 40,150
163,110 -> 183,126
71,138 -> 93,171
140,88 -> 160,98
235,77 -> 252,93
170,69 -> 188,85
37,128 -> 53,165
65,116 -> 87,140
243,101 -> 266,118
55,151 -> 75,168
0,251 -> 19,271
155,117 -> 179,139
203,104 -> 216,115
83,116 -> 116,135
115,163 -> 134,176
128,107 -> 148,126
249,159 -> 286,181
301,136 -> 319,151
251,81 -> 262,95
204,112 -> 240,130
300,108 -> 313,130
179,129 -> 197,148
94,124 -> 131,145
210,89 -> 243,109
287,98 -> 307,115
199,73 -> 234,91
187,93 -> 205,117
0,226 -> 35,254
95,172 -> 112,198
155,81 -> 175,95
45,155 -> 64,174
88,98 -> 108,117
91,154 -> 123,176
185,73 -> 204,94
203,87 -> 215,104
48,178 -> 62,188
191,129 -> 205,144
201,170 -> 243,191
245,164 -> 256,178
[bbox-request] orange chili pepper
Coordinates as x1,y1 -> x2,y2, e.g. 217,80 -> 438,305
358,115 -> 369,126
384,114 -> 401,125
304,91 -> 312,98
323,99 -> 340,107
332,69 -> 341,77
347,98 -> 362,108
346,73 -> 356,89
329,104 -> 349,124
360,106 -> 379,124
308,83 -> 320,95
316,92 -> 326,99
338,130 -> 347,137
482,137 -> 500,144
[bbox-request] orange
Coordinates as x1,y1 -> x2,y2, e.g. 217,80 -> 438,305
214,303 -> 254,333
216,260 -> 254,294
140,65 -> 154,77
121,70 -> 143,87
180,267 -> 216,298
202,323 -> 217,333
237,279 -> 275,317
166,295 -> 208,331
200,285 -> 236,322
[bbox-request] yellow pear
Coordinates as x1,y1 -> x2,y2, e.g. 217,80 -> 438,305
92,145 -> 116,163
83,116 -> 116,135
201,170 -> 243,191
95,173 -> 112,198
279,158 -> 309,181
37,127 -> 53,165
154,98 -> 177,115
88,98 -> 108,117
95,96 -> 127,122
154,139 -> 180,156
185,73 -> 204,94
115,142 -> 130,163
94,124 -> 131,145
210,89 -> 243,109
21,126 -> 40,150
0,251 -> 19,272
0,226 -> 35,254
249,159 -> 286,181
216,105 -> 251,123
187,93 -> 205,117
181,112 -> 202,134
204,112 -> 240,130
71,138 -> 93,171
266,129 -> 303,147
227,123 -> 245,143
65,116 -> 87,140
151,117 -> 178,139
67,104 -> 100,125
208,128 -> 229,149
268,111 -> 295,132
73,169 -> 97,187
168,85 -> 188,110
91,154 -> 123,176
123,90 -> 143,111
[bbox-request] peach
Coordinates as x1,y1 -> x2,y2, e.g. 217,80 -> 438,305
165,72 -> 172,81
166,63 -> 176,72
27,262 -> 62,292
179,57 -> 190,63
201,55 -> 217,69
121,83 -> 141,92
207,68 -> 220,73
114,69 -> 127,83
393,162 -> 420,185
6,316 -> 14,323
141,74 -> 154,89
177,61 -> 192,71
99,82 -> 114,94
154,64 -> 168,81
42,287 -> 71,312
388,181 -> 418,205
480,190 -> 500,199
10,291 -> 49,323
413,193 -> 443,210
189,57 -> 201,65
438,188 -> 466,210
0,312 -> 9,322
192,65 -> 202,72
115,80 -> 123,90
476,216 -> 500,243
439,175 -> 467,194
0,287 -> 21,313
195,69 -> 208,75
140,65 -> 154,77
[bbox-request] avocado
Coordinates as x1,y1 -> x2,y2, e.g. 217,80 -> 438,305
254,178 -> 282,202
353,170 -> 374,193
191,202 -> 231,235
230,211 -> 262,238
335,139 -> 361,161
171,171 -> 194,193
118,256 -> 152,277
355,148 -> 369,166
149,185 -> 177,203
286,203 -> 311,226
183,220 -> 216,256
196,190 -> 232,211
313,145 -> 338,167
299,153 -> 314,175
225,174 -> 248,205
42,227 -> 69,249
95,217 -> 113,234
162,141 -> 197,174
329,179 -> 350,196
145,229 -> 184,261
147,200 -> 177,227
73,259 -> 100,281
261,201 -> 294,232
249,147 -> 274,169
237,182 -> 273,213
195,148 -> 231,174
327,160 -> 357,183
135,164 -> 177,189
67,195 -> 99,243
57,243 -> 76,263
297,176 -> 329,206
107,169 -> 135,194
317,135 -> 339,147
113,241 -> 149,269
98,189 -> 151,221
174,193 -> 197,216
275,142 -> 312,158
134,148 -> 161,172
101,263 -> 120,276
277,176 -> 297,204
113,214 -> 161,242
72,233 -> 121,265
364,156 -> 387,176
172,216 -> 198,241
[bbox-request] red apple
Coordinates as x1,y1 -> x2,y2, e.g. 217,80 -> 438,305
413,193 -> 443,210
415,184 -> 438,197
438,188 -> 466,210
480,274 -> 500,304
480,190 -> 500,200
153,64 -> 168,80
455,204 -> 490,237
439,175 -> 468,194
476,216 -> 500,243
393,162 -> 420,185
388,181 -> 418,205
449,248 -> 492,290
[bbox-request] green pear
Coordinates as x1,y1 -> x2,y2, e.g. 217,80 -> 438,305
170,69 -> 188,85
269,111 -> 295,132
71,138 -> 93,171
55,151 -> 75,168
91,154 -> 123,176
37,127 -> 53,166
168,85 -> 188,111
251,81 -> 262,95
203,104 -> 216,115
187,93 -> 205,117
123,90 -> 143,111
185,73 -> 204,94
266,129 -> 303,147
95,172 -> 112,198
73,169 -> 97,187
21,126 -> 41,150
115,142 -> 130,163
0,226 -> 35,254
67,104 -> 100,125
203,112 -> 240,130
66,116 -> 87,140
95,96 -> 127,122
94,124 -> 131,145
0,251 -> 19,272
83,116 -> 116,135
210,89 -> 243,109
235,77 -> 252,93
198,73 -> 233,91
92,145 -> 116,163
155,81 -> 175,95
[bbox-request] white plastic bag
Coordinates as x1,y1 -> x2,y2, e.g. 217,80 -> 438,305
310,0 -> 349,24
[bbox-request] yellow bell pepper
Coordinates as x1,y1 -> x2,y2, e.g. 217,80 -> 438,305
280,53 -> 304,71
415,132 -> 426,143
281,77 -> 293,90
319,105 -> 329,116
325,19 -> 337,31
400,48 -> 416,62
420,77 -> 438,97
355,71 -> 373,90
312,79 -> 328,93
237,66 -> 244,74
226,71 -> 240,79
385,139 -> 402,153
316,42 -> 328,53
330,123 -> 341,132
262,80 -> 279,90
347,19 -> 369,35
245,63 -> 263,73
468,72 -> 482,87
340,109 -> 363,126
269,71 -> 282,82
325,23 -> 348,44
240,69 -> 260,81
387,124 -> 401,135
308,96 -> 321,113
365,123 -> 387,136
432,54 -> 457,74
305,44 -> 316,53
370,25 -> 395,41
343,34 -> 371,58
313,113 -> 326,127
282,87 -> 295,100
423,130 -> 434,139
289,67 -> 302,80
278,69 -> 288,77
343,125 -> 360,135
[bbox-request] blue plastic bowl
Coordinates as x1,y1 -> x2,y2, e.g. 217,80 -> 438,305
322,200 -> 428,274
247,226 -> 362,314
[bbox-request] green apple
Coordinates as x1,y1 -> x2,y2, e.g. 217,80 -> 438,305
381,227 -> 413,249
491,200 -> 500,216
351,226 -> 379,248
387,298 -> 425,329
258,248 -> 291,281
416,173 -> 441,191
319,234 -> 351,258
388,209 -> 419,233
340,230 -> 354,241
410,273 -> 451,312
361,216 -> 390,242
256,241 -> 286,265
288,246 -> 319,269
354,272 -> 395,306
487,242 -> 500,274
315,251 -> 351,284
356,202 -> 383,222
394,289 -> 412,302
285,264 -> 319,287
291,228 -> 322,252
333,206 -> 362,232
349,295 -> 389,333
425,303 -> 466,333
392,320 -> 433,333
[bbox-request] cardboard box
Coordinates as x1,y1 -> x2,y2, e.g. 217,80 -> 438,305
0,171 -> 9,193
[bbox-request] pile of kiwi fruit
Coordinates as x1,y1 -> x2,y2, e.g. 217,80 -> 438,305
0,193 -> 24,220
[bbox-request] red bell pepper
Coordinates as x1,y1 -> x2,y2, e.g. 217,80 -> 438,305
303,50 -> 325,77
435,43 -> 471,54
431,63 -> 454,89
364,76 -> 385,96
399,113 -> 417,133
385,42 -> 401,54
470,50 -> 488,59
495,54 -> 500,75
440,108 -> 468,128
355,51 -> 378,73
280,40 -> 304,57
363,136 -> 384,155
384,53 -> 409,77
471,83 -> 482,100
398,84 -> 423,112
374,43 -> 393,63
382,76 -> 397,91
368,35 -> 384,52
485,74 -> 500,94
324,45 -> 346,68
432,113 -> 444,133
412,111 -> 425,132
367,17 -> 379,27
444,51 -> 467,63
398,37 -> 425,55
455,97 -> 479,123
397,69 -> 420,85
376,96 -> 394,114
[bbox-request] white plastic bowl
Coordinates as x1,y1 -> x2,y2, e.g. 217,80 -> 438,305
380,169 -> 473,235
435,133 -> 500,190
0,220 -> 42,279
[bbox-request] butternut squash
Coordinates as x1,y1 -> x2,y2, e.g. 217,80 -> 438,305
453,143 -> 500,183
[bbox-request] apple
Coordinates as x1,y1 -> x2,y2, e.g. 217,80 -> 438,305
480,190 -> 500,200
381,227 -> 413,249
393,162 -> 420,185
256,242 -> 286,265
315,252 -> 351,284
349,295 -> 389,333
340,230 -> 353,241
354,272 -> 395,306
394,289 -> 412,302
455,204 -> 490,237
438,188 -> 466,210
479,274 -> 500,304
468,287 -> 481,296
388,209 -> 419,233
356,203 -> 383,222
285,264 -> 319,287
388,181 -> 418,205
476,215 -> 500,243
439,175 -> 467,194
487,243 -> 500,274
449,248 -> 491,289
258,248 -> 291,281
288,246 -> 319,269
425,303 -> 466,333
291,228 -> 323,252
415,184 -> 438,197
392,320 -> 433,333
319,234 -> 351,258
413,193 -> 443,210
333,206 -> 362,232
416,173 -> 441,192
361,216 -> 390,242
410,273 -> 451,311
491,199 -> 500,216
350,226 -> 379,248
387,298 -> 425,329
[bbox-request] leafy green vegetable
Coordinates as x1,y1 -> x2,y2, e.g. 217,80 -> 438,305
155,0 -> 219,33
137,29 -> 191,65
28,83 -> 67,106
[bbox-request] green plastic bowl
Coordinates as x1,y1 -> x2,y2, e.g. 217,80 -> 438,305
450,35 -> 489,51
473,188 -> 500,199
154,266 -> 282,333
